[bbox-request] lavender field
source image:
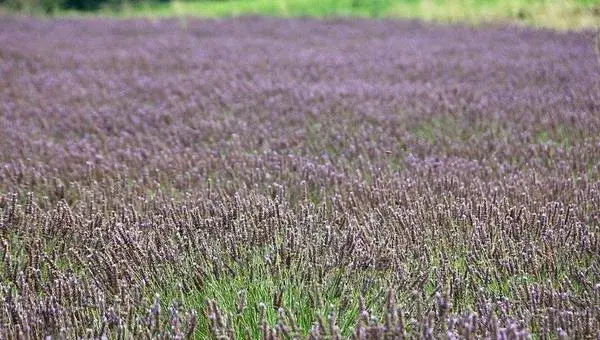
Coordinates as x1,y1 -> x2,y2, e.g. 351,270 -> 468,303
1,17 -> 600,338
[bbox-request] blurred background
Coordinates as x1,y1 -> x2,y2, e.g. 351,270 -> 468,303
0,0 -> 598,30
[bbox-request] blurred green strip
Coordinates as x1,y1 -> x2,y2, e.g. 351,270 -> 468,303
2,0 -> 599,30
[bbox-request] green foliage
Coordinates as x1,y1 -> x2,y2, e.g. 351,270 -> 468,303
2,0 -> 64,13
2,0 -> 599,30
1,0 -> 167,13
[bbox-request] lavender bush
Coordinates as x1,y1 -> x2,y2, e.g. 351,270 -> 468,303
0,16 -> 599,338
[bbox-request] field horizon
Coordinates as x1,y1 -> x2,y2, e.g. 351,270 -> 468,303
1,0 -> 600,31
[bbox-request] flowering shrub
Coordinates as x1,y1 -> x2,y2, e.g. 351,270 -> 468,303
0,17 -> 599,338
